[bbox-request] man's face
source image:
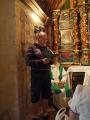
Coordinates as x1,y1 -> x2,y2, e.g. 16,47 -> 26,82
38,34 -> 48,46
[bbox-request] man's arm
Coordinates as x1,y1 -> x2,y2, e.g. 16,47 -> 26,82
25,47 -> 49,66
25,47 -> 41,66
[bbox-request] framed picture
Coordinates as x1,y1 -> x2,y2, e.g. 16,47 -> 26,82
60,25 -> 73,63
59,10 -> 74,65
60,29 -> 73,45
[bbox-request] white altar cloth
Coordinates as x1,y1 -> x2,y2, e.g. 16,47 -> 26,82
67,66 -> 90,87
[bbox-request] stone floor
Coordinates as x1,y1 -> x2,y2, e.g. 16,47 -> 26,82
24,92 -> 57,120
24,91 -> 69,120
24,106 -> 57,120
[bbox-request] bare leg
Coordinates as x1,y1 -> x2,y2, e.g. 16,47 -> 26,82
42,99 -> 48,113
31,102 -> 40,118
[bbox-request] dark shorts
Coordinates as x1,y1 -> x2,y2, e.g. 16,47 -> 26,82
31,70 -> 51,103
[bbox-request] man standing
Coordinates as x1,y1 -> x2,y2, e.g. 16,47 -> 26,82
26,32 -> 53,120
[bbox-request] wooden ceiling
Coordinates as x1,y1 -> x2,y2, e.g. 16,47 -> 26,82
21,0 -> 48,23
34,0 -> 66,17
21,0 -> 66,17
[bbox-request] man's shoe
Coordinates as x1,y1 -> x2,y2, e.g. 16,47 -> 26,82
31,116 -> 39,120
43,113 -> 49,120
39,113 -> 49,120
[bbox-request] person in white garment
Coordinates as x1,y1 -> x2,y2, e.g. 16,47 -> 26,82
68,84 -> 90,120
50,54 -> 67,86
49,54 -> 69,93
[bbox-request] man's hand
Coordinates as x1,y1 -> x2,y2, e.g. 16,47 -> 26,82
58,82 -> 64,88
42,58 -> 49,64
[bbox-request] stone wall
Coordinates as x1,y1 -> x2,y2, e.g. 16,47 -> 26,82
16,0 -> 44,120
0,0 -> 19,120
15,1 -> 35,119
0,0 -> 44,120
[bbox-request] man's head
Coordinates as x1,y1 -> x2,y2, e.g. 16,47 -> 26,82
38,32 -> 48,46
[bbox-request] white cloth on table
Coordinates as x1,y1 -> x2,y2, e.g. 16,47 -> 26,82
67,66 -> 90,87
67,66 -> 90,73
68,85 -> 90,120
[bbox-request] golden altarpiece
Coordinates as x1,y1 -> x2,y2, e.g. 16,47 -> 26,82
52,0 -> 90,67
33,0 -> 90,92
51,0 -> 90,92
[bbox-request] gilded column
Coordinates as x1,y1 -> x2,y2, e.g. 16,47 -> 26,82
72,8 -> 80,63
73,9 -> 80,50
52,10 -> 60,53
79,5 -> 88,49
78,0 -> 89,65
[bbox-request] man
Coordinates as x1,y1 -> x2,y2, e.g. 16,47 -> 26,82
50,54 -> 71,97
26,31 -> 53,120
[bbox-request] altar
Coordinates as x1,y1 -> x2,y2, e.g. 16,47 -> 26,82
67,66 -> 90,90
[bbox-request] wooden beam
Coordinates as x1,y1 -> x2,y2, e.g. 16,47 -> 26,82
35,0 -> 52,17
